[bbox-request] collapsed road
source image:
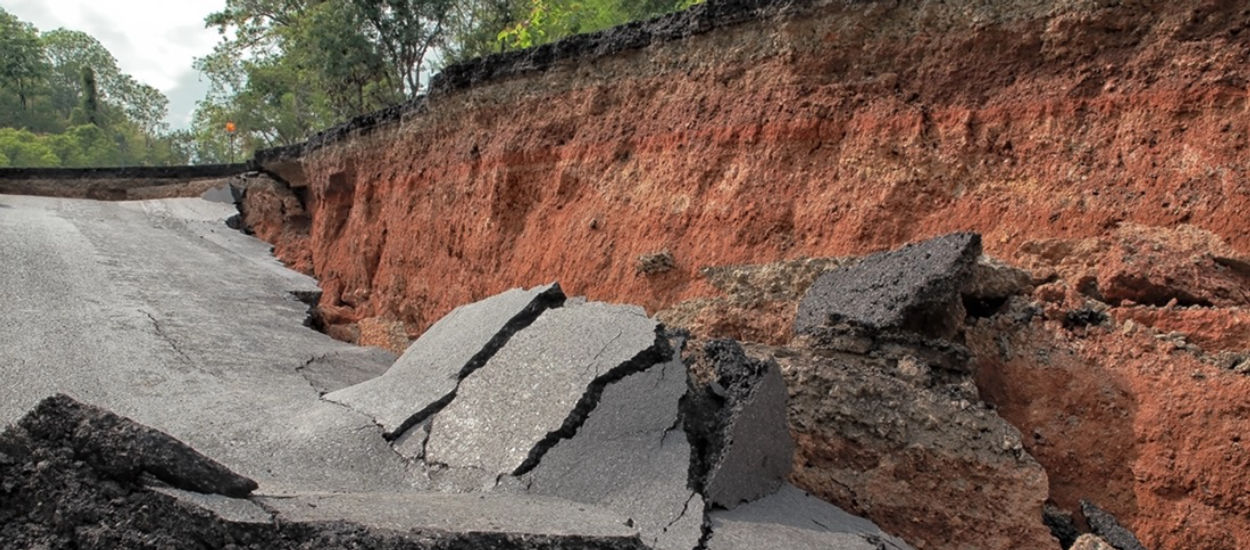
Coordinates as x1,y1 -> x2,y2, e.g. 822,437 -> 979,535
0,192 -> 911,549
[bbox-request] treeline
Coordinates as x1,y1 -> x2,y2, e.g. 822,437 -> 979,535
1,1 -> 703,167
189,0 -> 703,162
0,8 -> 189,168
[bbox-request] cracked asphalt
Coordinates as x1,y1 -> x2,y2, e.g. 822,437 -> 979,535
0,194 -> 417,495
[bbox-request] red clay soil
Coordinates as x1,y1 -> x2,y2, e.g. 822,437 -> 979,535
969,310 -> 1250,550
243,1 -> 1250,548
249,0 -> 1250,338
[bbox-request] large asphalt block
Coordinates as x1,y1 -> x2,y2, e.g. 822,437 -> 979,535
522,338 -> 705,550
424,300 -> 663,485
324,283 -> 565,437
685,340 -> 793,509
255,491 -> 642,542
707,484 -> 914,550
5,394 -> 257,498
794,232 -> 981,338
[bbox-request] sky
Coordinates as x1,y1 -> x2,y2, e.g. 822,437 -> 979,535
2,0 -> 225,129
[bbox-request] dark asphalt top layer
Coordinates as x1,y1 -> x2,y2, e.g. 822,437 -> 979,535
794,232 -> 982,336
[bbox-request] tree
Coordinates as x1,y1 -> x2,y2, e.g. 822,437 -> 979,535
0,10 -> 185,167
350,0 -> 453,95
80,67 -> 100,126
0,8 -> 49,117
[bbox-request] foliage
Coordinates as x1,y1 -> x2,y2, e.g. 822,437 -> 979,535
0,8 -> 50,119
495,0 -> 701,51
0,8 -> 187,167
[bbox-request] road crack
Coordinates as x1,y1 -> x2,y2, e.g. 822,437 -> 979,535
138,309 -> 194,366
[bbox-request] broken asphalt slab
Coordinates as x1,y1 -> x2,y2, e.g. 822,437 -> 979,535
522,337 -> 704,550
794,232 -> 982,338
325,283 -> 565,437
0,398 -> 646,550
424,300 -> 664,485
1,393 -> 257,498
1081,500 -> 1149,550
707,484 -> 914,550
683,339 -> 794,509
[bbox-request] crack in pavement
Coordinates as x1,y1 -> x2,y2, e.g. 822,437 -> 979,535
512,330 -> 669,477
138,308 -> 196,367
660,491 -> 700,536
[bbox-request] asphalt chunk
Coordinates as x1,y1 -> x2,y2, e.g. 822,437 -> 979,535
424,300 -> 663,486
324,283 -> 564,437
523,337 -> 705,550
794,232 -> 981,339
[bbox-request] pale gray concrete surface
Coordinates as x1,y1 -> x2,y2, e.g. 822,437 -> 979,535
0,194 -> 417,495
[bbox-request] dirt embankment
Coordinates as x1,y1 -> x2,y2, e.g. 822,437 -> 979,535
0,165 -> 249,200
245,0 -> 1250,342
240,0 -> 1250,548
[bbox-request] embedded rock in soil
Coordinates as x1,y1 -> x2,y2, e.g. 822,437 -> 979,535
424,300 -> 663,485
325,283 -> 564,437
682,339 -> 793,509
1017,224 -> 1250,308
522,337 -> 703,550
707,484 -> 912,550
794,233 -> 981,339
1071,534 -> 1118,550
758,341 -> 1056,550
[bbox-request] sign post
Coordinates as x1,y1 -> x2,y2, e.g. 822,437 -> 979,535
225,121 -> 237,163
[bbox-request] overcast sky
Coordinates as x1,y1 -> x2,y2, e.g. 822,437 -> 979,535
2,0 -> 225,129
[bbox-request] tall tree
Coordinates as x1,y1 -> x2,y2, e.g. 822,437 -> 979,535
80,66 -> 100,126
0,8 -> 49,116
350,0 -> 453,95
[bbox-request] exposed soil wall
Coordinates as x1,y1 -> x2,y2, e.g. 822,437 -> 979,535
241,0 -> 1250,548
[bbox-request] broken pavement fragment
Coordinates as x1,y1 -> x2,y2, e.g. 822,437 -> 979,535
424,300 -> 664,485
1081,500 -> 1148,550
324,283 -> 564,437
707,484 -> 913,550
2,393 -> 257,498
522,336 -> 704,550
683,339 -> 793,509
794,232 -> 981,339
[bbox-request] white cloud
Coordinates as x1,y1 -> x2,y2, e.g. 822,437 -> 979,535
1,0 -> 225,128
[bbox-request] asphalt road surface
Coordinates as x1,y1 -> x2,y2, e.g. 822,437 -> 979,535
0,194 -> 417,495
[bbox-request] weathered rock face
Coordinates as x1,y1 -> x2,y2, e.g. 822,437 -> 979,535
244,0 -> 1250,350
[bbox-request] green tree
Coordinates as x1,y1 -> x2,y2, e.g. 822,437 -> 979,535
0,128 -> 60,167
0,8 -> 50,120
497,0 -> 699,51
80,66 -> 100,126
